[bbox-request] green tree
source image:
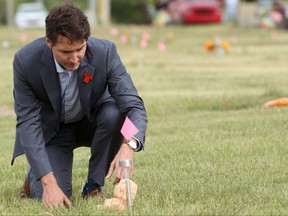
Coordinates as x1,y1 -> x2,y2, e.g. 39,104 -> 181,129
111,0 -> 152,24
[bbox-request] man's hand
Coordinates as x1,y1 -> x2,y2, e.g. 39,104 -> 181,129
106,141 -> 135,185
41,173 -> 72,208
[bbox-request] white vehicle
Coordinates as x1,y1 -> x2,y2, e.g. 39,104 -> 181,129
15,2 -> 48,29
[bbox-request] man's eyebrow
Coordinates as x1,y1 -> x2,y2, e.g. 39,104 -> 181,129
76,44 -> 86,51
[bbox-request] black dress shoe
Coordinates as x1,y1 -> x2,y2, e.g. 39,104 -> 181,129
81,178 -> 105,199
86,188 -> 105,199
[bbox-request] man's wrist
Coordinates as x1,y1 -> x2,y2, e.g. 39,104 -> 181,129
41,172 -> 57,186
122,137 -> 138,152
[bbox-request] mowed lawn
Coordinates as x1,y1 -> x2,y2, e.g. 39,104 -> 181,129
1,23 -> 288,215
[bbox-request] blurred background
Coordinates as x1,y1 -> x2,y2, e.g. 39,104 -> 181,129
0,0 -> 288,30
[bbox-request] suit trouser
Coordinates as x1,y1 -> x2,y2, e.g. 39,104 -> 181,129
29,102 -> 124,199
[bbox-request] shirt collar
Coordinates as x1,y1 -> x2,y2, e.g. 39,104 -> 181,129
54,58 -> 66,74
54,58 -> 74,79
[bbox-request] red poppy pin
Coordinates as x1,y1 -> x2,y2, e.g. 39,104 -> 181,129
83,72 -> 93,84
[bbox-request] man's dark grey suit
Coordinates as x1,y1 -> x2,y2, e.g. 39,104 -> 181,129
11,37 -> 147,198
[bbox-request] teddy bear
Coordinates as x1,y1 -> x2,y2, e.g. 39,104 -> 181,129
103,179 -> 138,212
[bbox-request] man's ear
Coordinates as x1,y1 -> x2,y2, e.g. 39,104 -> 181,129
46,37 -> 52,48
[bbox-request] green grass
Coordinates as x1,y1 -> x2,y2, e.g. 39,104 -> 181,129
2,23 -> 288,215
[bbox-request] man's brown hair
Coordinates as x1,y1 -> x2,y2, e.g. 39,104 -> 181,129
45,1 -> 91,45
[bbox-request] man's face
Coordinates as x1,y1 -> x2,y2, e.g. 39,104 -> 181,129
46,35 -> 87,71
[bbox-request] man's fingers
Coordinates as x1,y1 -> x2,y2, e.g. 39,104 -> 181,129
43,198 -> 71,209
112,167 -> 123,185
43,202 -> 50,208
105,165 -> 114,179
64,197 -> 72,208
45,202 -> 59,209
129,166 -> 134,179
113,177 -> 120,185
43,199 -> 53,208
106,161 -> 117,179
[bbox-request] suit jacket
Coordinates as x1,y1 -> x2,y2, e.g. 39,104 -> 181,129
12,37 -> 148,180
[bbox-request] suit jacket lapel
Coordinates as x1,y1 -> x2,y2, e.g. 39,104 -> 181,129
40,47 -> 62,113
77,57 -> 95,119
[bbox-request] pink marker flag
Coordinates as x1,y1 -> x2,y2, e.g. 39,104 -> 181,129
121,117 -> 139,139
158,42 -> 166,52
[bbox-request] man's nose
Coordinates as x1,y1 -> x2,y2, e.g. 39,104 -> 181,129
69,52 -> 79,63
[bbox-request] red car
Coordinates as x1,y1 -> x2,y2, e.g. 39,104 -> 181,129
181,0 -> 222,24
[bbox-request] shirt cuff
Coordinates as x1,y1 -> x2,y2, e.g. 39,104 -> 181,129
132,136 -> 142,152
